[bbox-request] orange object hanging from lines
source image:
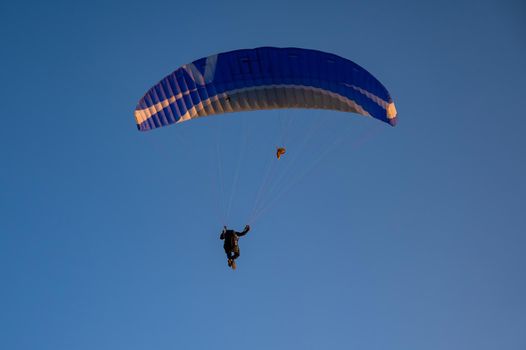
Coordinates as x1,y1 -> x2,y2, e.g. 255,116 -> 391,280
276,147 -> 286,159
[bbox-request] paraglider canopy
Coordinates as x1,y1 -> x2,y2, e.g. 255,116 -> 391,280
134,47 -> 397,131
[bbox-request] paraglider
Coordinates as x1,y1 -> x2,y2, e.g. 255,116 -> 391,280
220,225 -> 251,270
134,47 -> 397,269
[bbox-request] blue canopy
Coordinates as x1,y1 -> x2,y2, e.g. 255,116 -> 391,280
135,47 -> 397,131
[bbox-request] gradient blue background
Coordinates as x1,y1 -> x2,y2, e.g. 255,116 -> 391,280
1,0 -> 525,349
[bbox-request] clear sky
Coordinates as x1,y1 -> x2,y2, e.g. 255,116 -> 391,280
1,0 -> 525,349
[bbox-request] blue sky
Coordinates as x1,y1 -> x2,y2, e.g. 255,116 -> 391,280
1,0 -> 525,349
